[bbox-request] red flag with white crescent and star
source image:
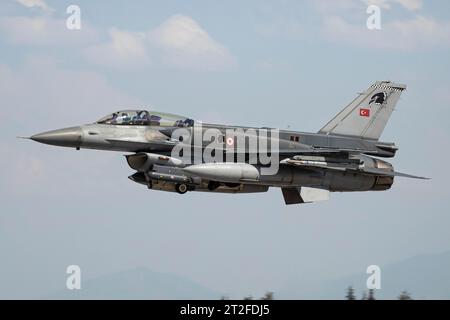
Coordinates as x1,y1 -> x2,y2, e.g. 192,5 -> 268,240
359,108 -> 370,117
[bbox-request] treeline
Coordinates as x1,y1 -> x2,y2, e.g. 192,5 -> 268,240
345,286 -> 413,300
220,288 -> 414,300
221,292 -> 274,300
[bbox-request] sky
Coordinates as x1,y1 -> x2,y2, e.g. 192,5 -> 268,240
0,0 -> 450,299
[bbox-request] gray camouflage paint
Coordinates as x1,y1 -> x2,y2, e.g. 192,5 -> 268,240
26,81 -> 427,205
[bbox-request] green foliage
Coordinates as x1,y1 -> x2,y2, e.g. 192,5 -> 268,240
261,292 -> 274,300
345,286 -> 356,300
398,291 -> 413,300
367,289 -> 376,300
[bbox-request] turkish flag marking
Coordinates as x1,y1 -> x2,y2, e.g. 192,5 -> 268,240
360,108 -> 370,117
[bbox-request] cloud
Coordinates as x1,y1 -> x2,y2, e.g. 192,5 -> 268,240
0,56 -> 143,126
0,16 -> 98,46
148,14 -> 236,71
314,0 -> 363,14
1,13 -> 235,72
84,14 -> 237,71
83,28 -> 150,69
15,0 -> 53,12
315,0 -> 445,50
315,0 -> 422,14
363,0 -> 423,11
362,0 -> 392,9
393,0 -> 422,11
0,57 -> 144,195
323,15 -> 450,50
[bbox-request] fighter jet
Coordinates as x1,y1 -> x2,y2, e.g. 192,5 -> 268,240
23,81 -> 428,205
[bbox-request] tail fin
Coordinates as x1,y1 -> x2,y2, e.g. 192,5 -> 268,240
318,81 -> 406,140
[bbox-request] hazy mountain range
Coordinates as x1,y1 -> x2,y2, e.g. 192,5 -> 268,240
44,251 -> 450,299
278,250 -> 450,300
44,267 -> 220,300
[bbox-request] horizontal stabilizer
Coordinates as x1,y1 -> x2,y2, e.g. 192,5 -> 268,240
361,167 -> 430,179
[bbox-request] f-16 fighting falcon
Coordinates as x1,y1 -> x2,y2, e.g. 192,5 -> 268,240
23,81 -> 428,205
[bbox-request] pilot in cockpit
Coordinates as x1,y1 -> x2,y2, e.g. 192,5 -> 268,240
134,110 -> 149,125
111,112 -> 118,123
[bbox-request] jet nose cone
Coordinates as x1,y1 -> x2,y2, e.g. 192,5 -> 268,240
31,126 -> 82,148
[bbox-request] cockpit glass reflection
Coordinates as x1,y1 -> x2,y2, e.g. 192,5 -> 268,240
96,110 -> 194,127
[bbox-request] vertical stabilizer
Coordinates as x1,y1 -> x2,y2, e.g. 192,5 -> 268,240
319,81 -> 406,140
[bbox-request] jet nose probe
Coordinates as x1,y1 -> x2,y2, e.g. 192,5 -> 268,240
30,126 -> 83,149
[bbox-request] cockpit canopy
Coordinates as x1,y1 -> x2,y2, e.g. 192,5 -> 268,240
96,110 -> 194,127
